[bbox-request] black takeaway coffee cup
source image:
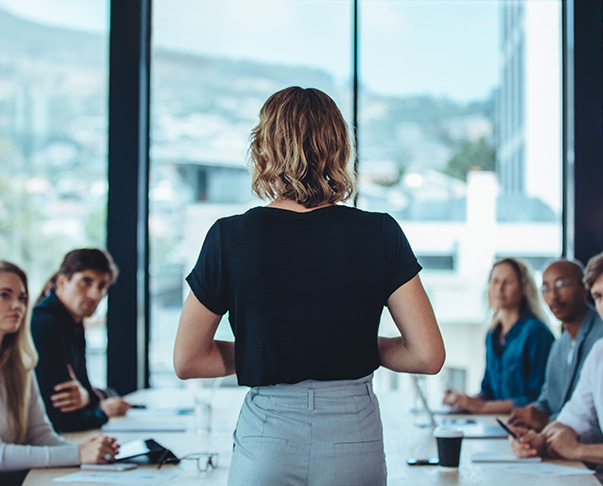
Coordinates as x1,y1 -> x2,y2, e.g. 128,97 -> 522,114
433,427 -> 463,468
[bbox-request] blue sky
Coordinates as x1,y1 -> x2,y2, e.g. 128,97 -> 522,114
1,0 -> 503,102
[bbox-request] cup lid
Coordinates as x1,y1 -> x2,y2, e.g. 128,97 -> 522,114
433,426 -> 464,438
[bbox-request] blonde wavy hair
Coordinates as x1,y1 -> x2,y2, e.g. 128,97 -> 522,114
0,261 -> 38,444
249,86 -> 356,208
487,257 -> 548,326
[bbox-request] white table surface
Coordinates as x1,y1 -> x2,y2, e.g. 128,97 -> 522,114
23,387 -> 600,486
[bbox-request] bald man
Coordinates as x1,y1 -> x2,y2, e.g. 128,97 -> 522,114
511,253 -> 603,463
508,259 -> 603,432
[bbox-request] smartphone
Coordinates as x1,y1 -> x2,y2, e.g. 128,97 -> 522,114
406,458 -> 439,466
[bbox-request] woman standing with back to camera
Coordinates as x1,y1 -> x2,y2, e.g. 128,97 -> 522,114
174,86 -> 445,485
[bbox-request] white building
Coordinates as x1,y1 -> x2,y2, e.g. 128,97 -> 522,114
497,1 -> 562,214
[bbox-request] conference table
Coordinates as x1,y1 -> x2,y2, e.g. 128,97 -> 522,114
24,387 -> 599,486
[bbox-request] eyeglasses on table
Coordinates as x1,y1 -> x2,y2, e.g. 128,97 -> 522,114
157,452 -> 219,472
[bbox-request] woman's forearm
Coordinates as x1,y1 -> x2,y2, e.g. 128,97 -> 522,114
174,293 -> 235,379
378,336 -> 443,374
382,276 -> 445,375
378,336 -> 407,372
175,340 -> 235,379
441,392 -> 511,414
479,399 -> 514,414
213,340 -> 236,376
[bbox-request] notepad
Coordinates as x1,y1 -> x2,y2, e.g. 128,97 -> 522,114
80,463 -> 137,471
53,470 -> 176,484
471,452 -> 542,463
101,422 -> 187,432
495,463 -> 595,477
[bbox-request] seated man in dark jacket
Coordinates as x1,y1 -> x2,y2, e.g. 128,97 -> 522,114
31,248 -> 130,432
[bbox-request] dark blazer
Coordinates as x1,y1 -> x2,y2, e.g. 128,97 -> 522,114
31,290 -> 108,432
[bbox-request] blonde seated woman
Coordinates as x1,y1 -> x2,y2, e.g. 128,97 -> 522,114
443,258 -> 555,414
0,261 -> 118,486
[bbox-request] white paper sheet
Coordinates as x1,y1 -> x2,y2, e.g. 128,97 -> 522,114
492,463 -> 595,477
101,422 -> 187,432
126,408 -> 192,419
471,452 -> 542,463
53,470 -> 177,484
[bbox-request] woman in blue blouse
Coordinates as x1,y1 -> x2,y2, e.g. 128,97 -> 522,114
444,258 -> 554,414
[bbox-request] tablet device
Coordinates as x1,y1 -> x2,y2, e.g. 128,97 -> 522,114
115,439 -> 179,464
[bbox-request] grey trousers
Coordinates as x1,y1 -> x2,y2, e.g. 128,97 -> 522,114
228,374 -> 387,486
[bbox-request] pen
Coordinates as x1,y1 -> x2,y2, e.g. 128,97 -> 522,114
496,418 -> 519,441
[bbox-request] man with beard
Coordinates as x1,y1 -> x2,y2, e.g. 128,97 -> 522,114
31,249 -> 131,432
508,259 -> 603,434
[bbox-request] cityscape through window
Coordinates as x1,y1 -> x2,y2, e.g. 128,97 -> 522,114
0,1 -> 562,393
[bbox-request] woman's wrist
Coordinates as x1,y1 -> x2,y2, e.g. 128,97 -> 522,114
472,398 -> 486,414
476,398 -> 512,414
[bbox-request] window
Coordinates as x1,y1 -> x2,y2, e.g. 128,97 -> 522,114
0,0 -> 110,385
3,1 -> 565,395
358,0 -> 562,393
146,0 -> 562,391
149,0 -> 352,386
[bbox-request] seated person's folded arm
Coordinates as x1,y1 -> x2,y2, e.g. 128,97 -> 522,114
548,434 -> 603,464
510,421 -> 603,464
50,364 -> 90,413
32,323 -> 108,431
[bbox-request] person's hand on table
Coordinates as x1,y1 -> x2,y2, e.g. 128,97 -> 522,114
543,424 -> 580,460
100,397 -> 131,417
508,405 -> 548,431
78,434 -> 119,464
442,391 -> 485,413
509,428 -> 545,458
51,364 -> 90,412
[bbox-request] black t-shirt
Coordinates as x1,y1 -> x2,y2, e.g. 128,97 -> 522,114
186,205 -> 421,387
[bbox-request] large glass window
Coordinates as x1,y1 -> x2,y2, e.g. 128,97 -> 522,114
0,0 -> 109,385
359,0 -> 562,394
0,0 -> 569,395
148,0 -> 562,392
149,0 -> 352,387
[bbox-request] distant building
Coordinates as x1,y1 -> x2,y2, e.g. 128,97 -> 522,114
497,1 -> 561,214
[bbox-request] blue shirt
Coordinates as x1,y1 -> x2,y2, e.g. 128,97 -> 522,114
480,314 -> 555,406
